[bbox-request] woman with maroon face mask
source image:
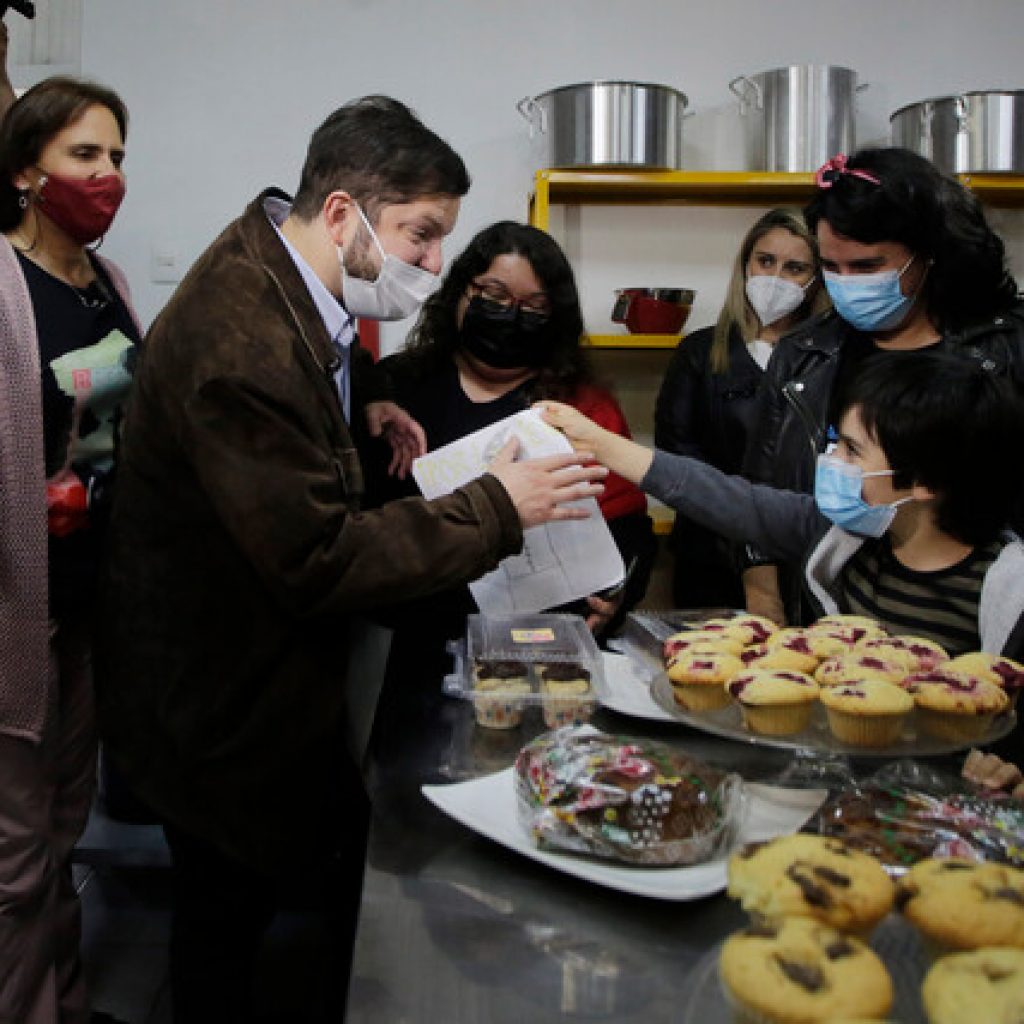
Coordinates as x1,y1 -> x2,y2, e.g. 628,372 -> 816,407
0,77 -> 141,1024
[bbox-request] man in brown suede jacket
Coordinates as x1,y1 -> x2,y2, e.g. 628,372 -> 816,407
94,96 -> 605,1023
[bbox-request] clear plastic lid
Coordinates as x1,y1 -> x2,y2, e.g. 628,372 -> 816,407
444,613 -> 605,703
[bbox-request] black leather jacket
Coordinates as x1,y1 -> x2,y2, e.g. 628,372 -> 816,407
655,325 -> 764,605
655,325 -> 763,474
744,301 -> 1024,495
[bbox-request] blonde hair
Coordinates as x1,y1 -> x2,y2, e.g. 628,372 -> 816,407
709,208 -> 830,374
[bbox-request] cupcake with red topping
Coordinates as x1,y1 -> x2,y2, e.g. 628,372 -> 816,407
762,628 -> 821,674
700,613 -> 779,647
726,669 -> 820,736
667,650 -> 744,711
814,653 -> 908,688
905,669 -> 1010,741
945,652 -> 1024,708
811,615 -> 888,642
820,679 -> 915,747
662,628 -> 745,662
855,635 -> 949,673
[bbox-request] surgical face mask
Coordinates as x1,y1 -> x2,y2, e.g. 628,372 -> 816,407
745,273 -> 811,327
458,295 -> 553,369
814,454 -> 913,538
823,254 -> 918,333
338,203 -> 438,321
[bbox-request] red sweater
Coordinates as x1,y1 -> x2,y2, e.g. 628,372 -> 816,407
570,384 -> 648,522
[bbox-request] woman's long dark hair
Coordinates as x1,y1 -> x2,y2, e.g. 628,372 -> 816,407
0,76 -> 129,232
805,147 -> 1018,331
403,220 -> 593,400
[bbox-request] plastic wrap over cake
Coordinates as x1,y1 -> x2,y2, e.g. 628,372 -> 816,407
514,725 -> 743,866
816,760 -> 1024,871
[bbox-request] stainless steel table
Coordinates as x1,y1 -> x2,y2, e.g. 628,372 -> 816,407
345,685 -> 806,1022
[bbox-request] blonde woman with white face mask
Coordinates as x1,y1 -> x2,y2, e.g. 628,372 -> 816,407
654,208 -> 828,610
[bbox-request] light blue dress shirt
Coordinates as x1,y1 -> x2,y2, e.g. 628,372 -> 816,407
264,196 -> 354,421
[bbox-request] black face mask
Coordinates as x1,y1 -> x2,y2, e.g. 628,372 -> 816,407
458,296 -> 553,370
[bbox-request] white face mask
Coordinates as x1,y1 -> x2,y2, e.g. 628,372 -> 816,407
745,273 -> 812,327
338,203 -> 438,321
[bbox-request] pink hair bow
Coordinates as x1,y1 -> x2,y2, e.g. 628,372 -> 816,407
815,153 -> 881,188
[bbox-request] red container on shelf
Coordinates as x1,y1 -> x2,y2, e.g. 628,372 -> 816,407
611,288 -> 695,334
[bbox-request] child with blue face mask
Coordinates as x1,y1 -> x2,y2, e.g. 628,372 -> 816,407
740,147 -> 1024,629
541,350 -> 1024,664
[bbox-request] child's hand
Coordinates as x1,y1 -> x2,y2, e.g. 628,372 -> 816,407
536,401 -> 605,454
537,400 -> 653,486
963,748 -> 1024,799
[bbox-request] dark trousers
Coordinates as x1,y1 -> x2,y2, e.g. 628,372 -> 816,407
163,799 -> 368,1024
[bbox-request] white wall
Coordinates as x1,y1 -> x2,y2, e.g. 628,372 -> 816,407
56,0 -> 1024,341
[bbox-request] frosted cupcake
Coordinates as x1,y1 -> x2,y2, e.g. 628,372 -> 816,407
820,679 -> 914,747
906,670 -> 1010,741
539,663 -> 595,728
726,669 -> 820,736
473,660 -> 531,729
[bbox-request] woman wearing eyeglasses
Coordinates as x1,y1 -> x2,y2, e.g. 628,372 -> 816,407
371,220 -> 656,639
0,77 -> 140,1024
743,147 -> 1024,626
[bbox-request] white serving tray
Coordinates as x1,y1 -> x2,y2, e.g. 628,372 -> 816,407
422,768 -> 825,901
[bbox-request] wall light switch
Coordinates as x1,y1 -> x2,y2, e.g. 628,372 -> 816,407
150,246 -> 182,284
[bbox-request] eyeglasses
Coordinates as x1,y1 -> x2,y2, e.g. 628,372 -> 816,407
468,280 -> 552,320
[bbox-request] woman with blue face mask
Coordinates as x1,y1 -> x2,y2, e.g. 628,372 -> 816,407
741,147 -> 1024,626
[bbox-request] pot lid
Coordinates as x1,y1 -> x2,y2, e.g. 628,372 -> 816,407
890,89 -> 1024,119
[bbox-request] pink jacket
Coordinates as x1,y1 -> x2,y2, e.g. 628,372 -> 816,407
0,237 -> 140,742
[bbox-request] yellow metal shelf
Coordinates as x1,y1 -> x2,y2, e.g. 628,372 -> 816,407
528,168 -> 1024,230
650,506 -> 674,536
586,333 -> 682,349
529,170 -> 817,228
956,173 -> 1024,204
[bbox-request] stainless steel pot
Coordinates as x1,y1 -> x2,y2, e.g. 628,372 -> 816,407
729,65 -> 863,172
890,91 -> 1024,175
517,81 -> 688,170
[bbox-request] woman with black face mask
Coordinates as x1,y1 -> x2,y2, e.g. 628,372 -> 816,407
370,221 -> 657,647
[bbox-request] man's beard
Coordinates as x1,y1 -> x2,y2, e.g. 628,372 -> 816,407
342,221 -> 380,282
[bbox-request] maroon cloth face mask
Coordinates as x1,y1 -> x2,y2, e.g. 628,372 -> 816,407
36,170 -> 126,245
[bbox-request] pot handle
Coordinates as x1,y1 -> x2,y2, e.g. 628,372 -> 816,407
953,94 -> 970,132
856,82 -> 870,92
728,75 -> 761,114
920,100 -> 935,160
516,96 -> 547,137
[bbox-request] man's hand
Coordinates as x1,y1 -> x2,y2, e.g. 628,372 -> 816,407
963,748 -> 1024,799
487,436 -> 607,531
584,591 -> 622,635
365,400 -> 427,479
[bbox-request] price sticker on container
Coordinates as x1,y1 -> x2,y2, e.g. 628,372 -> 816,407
510,628 -> 557,644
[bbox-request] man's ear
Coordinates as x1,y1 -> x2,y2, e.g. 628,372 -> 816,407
322,190 -> 356,247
